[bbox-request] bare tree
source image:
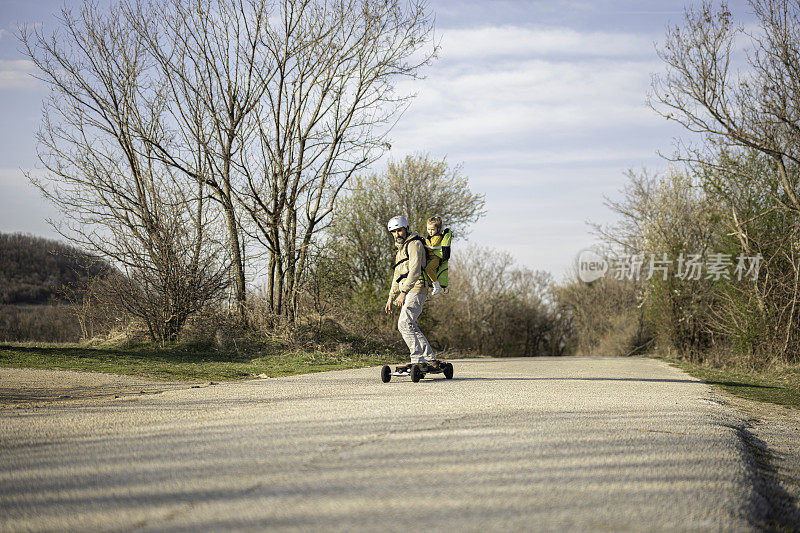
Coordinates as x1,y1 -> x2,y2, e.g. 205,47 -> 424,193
20,2 -> 229,342
237,1 -> 437,321
649,0 -> 800,216
123,0 -> 270,323
22,0 -> 436,333
60,259 -> 111,341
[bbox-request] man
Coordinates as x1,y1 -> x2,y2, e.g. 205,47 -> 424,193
384,215 -> 437,365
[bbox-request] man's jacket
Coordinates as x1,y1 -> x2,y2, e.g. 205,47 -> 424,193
389,232 -> 427,300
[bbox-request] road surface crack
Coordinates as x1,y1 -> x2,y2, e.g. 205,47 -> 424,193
302,414 -> 469,471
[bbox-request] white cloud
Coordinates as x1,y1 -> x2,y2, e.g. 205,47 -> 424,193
439,26 -> 656,60
0,59 -> 38,89
384,25 -> 679,275
394,52 -> 662,154
390,25 -> 670,161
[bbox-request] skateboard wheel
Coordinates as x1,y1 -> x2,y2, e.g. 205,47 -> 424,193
411,364 -> 422,382
381,365 -> 391,383
443,362 -> 453,379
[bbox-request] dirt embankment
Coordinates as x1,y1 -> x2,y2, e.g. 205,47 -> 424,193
715,392 -> 800,528
0,367 -> 203,408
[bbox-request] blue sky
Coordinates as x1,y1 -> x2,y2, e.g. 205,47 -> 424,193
0,0 -> 752,278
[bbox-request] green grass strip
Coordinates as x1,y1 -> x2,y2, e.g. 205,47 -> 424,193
0,342 -> 405,382
655,356 -> 800,409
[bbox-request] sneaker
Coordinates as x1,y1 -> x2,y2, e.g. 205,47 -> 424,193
431,281 -> 442,295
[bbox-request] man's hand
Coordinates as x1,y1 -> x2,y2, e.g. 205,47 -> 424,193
394,292 -> 406,307
384,298 -> 393,315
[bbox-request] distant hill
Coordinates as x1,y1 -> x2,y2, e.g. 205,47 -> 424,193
0,233 -> 108,305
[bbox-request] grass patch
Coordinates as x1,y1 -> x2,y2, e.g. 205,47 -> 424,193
653,356 -> 800,409
0,340 -> 407,382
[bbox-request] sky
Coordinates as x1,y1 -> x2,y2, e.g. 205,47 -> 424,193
0,0 -> 754,279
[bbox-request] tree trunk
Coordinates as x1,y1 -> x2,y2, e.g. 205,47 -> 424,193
223,200 -> 247,323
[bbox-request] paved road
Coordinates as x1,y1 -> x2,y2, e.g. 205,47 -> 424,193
0,357 -> 774,531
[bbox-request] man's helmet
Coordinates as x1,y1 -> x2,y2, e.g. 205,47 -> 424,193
387,215 -> 408,231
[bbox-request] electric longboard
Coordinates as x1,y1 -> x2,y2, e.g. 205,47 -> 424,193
381,360 -> 453,382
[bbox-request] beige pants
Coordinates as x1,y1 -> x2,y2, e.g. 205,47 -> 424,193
398,292 -> 435,363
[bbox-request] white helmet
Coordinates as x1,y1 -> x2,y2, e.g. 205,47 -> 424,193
387,215 -> 408,231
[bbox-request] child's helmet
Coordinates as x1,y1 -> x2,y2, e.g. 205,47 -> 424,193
387,215 -> 408,231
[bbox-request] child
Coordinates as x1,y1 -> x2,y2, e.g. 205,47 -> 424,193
424,216 -> 445,295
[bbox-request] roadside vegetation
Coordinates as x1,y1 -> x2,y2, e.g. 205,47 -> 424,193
0,152 -> 568,360
6,0 -> 566,360
0,340 -> 406,382
666,358 -> 800,410
559,0 -> 800,400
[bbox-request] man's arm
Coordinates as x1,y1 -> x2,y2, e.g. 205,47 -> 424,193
386,251 -> 400,312
388,276 -> 400,302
